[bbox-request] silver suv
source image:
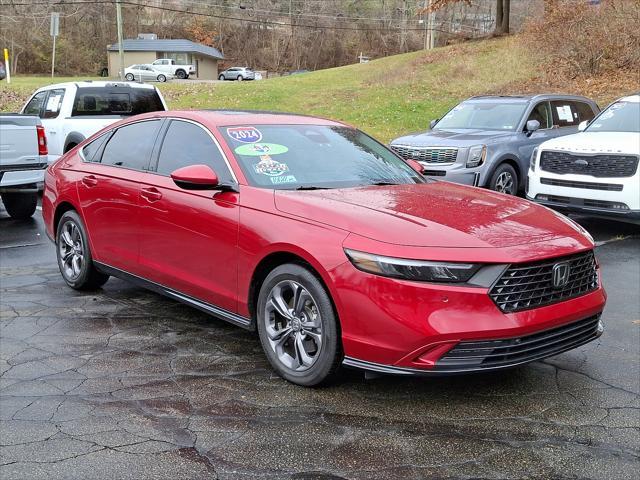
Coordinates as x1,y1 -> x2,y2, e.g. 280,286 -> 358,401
218,67 -> 256,81
389,95 -> 599,195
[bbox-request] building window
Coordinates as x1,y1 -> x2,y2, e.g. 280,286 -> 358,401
157,52 -> 192,65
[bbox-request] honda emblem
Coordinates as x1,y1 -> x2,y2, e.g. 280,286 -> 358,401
552,263 -> 571,289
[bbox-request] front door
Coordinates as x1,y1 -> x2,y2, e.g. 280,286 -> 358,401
137,119 -> 240,312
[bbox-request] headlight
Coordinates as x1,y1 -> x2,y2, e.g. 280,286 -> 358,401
344,249 -> 481,283
466,145 -> 486,168
530,147 -> 538,172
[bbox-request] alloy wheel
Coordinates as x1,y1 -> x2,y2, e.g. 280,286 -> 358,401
495,171 -> 515,194
59,221 -> 84,280
263,280 -> 323,371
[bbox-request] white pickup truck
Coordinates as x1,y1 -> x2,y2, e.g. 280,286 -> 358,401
150,59 -> 196,79
0,114 -> 48,219
21,81 -> 167,162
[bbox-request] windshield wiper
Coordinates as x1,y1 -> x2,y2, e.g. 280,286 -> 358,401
294,185 -> 331,191
370,181 -> 401,186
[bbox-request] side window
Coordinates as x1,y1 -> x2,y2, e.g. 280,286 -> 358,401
526,102 -> 552,129
23,91 -> 47,116
155,120 -> 233,184
551,101 -> 580,127
81,133 -> 109,162
99,120 -> 161,170
42,88 -> 66,119
575,102 -> 596,122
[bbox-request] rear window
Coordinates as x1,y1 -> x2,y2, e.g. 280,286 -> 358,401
71,87 -> 164,117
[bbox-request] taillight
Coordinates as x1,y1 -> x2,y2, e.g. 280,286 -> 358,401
36,125 -> 48,156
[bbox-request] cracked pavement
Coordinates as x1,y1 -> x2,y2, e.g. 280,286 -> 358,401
1,207 -> 639,480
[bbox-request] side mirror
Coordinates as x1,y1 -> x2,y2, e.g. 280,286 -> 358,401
578,120 -> 588,132
525,120 -> 540,136
429,119 -> 439,130
171,164 -> 220,190
406,159 -> 425,174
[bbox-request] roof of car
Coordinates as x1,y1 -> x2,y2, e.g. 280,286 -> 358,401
466,94 -> 596,103
36,80 -> 157,91
129,110 -> 348,127
616,94 -> 639,103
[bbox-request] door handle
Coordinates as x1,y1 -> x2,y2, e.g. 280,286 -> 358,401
141,187 -> 162,202
81,175 -> 98,187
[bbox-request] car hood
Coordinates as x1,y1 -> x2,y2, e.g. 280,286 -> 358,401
390,129 -> 513,148
540,131 -> 640,155
274,183 -> 585,248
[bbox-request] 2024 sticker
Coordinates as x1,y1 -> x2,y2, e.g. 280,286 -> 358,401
227,126 -> 263,143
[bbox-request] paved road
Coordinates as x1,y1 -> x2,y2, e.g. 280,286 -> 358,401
1,205 -> 638,479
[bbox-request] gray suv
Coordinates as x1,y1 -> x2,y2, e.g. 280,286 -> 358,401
390,95 -> 599,194
218,67 -> 256,81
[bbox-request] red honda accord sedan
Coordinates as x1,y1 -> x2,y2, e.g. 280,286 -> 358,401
42,110 -> 606,386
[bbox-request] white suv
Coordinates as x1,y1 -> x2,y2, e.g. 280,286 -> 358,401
527,94 -> 640,223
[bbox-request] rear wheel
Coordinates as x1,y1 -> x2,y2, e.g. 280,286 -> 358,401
256,264 -> 342,387
125,73 -> 134,81
489,163 -> 518,195
1,192 -> 37,220
175,69 -> 187,79
237,75 -> 243,81
56,210 -> 109,290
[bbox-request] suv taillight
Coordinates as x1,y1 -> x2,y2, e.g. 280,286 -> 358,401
36,125 -> 48,156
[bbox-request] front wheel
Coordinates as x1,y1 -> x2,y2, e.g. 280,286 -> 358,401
257,264 -> 342,387
56,210 -> 109,290
1,192 -> 37,220
125,73 -> 134,81
157,74 -> 167,82
489,164 -> 518,195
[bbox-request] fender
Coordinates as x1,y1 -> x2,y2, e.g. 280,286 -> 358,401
63,132 -> 86,153
486,155 -> 524,189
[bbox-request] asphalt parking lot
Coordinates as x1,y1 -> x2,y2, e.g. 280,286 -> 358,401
1,205 -> 638,480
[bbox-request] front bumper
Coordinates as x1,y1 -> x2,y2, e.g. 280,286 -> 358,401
334,260 -> 606,375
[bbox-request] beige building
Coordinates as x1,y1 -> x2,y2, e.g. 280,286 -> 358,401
107,38 -> 223,80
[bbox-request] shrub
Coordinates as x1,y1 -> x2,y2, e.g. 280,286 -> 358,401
523,0 -> 639,77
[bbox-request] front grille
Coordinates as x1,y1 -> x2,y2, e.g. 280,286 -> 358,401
391,145 -> 458,164
540,151 -> 639,177
436,314 -> 602,371
424,169 -> 446,176
540,178 -> 623,191
536,194 -> 630,211
489,251 -> 598,313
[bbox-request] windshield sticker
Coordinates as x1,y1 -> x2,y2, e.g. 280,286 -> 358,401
556,105 -> 573,122
254,155 -> 290,177
270,175 -> 297,185
227,126 -> 262,143
235,143 -> 289,156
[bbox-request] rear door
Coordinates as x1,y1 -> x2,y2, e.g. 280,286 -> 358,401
76,119 -> 162,272
137,118 -> 240,312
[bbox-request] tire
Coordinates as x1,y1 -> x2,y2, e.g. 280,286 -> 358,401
157,74 -> 167,83
237,75 -> 243,81
489,163 -> 518,195
175,69 -> 187,79
1,192 -> 37,220
218,74 -> 225,81
56,210 -> 109,290
256,264 -> 342,387
64,143 -> 77,153
125,73 -> 134,81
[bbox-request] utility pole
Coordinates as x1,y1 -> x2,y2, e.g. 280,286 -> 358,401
116,0 -> 125,80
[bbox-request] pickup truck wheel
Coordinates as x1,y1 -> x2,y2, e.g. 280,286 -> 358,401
175,69 -> 187,79
1,192 -> 37,220
125,73 -> 134,81
56,210 -> 109,290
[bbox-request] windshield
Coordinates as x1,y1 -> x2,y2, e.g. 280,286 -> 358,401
221,125 -> 425,189
586,101 -> 640,133
435,101 -> 528,131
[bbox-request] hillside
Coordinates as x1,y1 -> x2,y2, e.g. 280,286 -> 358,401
1,36 -> 637,143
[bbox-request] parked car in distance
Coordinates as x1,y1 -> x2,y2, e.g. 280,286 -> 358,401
43,110 -> 605,387
0,61 -> 6,81
528,94 -> 640,223
150,58 -> 195,79
0,114 -> 48,219
218,67 -> 256,81
21,81 -> 167,163
124,64 -> 172,82
390,95 -> 599,195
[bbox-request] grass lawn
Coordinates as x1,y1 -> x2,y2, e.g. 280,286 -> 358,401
2,36 -> 634,143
